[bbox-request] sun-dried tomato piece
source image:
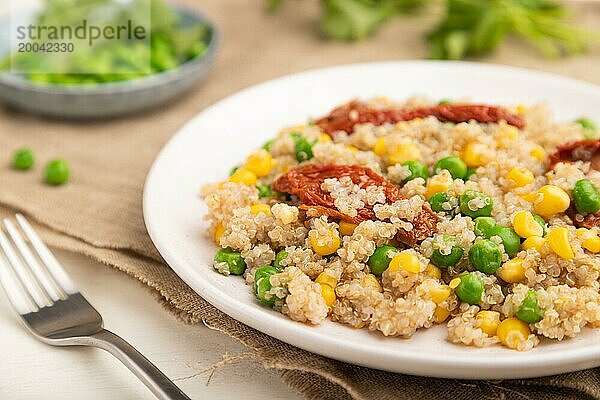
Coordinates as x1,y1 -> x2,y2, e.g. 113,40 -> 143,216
273,164 -> 437,245
565,206 -> 600,230
315,100 -> 525,135
548,139 -> 600,228
547,139 -> 600,171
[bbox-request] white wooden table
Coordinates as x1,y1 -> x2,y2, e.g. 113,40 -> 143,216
0,250 -> 302,399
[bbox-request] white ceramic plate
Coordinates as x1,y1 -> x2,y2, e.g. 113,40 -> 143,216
143,61 -> 600,379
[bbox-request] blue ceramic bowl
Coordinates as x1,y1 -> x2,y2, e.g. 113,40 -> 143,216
0,6 -> 218,119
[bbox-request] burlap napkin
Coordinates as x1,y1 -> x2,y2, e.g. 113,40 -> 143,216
2,1 -> 600,399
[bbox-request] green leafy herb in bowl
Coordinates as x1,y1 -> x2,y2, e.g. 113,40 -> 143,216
1,0 -> 212,85
0,1 -> 218,118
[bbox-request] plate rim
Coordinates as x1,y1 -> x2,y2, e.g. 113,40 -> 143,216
143,60 -> 600,379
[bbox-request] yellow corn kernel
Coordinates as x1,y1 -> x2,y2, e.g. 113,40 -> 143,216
373,137 -> 387,156
522,236 -> 545,252
497,318 -> 531,350
513,211 -> 544,238
497,126 -> 519,148
498,258 -> 526,283
318,133 -> 332,143
319,283 -> 336,308
250,204 -> 271,215
449,277 -> 461,289
577,228 -> 600,253
229,168 -> 257,185
534,185 -> 570,217
245,149 -> 273,177
429,284 -> 452,304
530,145 -> 546,161
361,273 -> 382,292
346,145 -> 359,152
506,167 -> 534,188
339,220 -> 358,236
519,193 -> 537,203
424,263 -> 442,279
388,252 -> 421,274
434,306 -> 451,323
310,230 -> 341,256
476,311 -> 501,336
214,223 -> 224,245
315,272 -> 337,289
547,227 -> 574,259
387,143 -> 421,165
425,174 -> 452,199
462,142 -> 489,167
516,105 -> 527,115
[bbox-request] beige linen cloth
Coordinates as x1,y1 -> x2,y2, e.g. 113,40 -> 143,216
2,1 -> 600,399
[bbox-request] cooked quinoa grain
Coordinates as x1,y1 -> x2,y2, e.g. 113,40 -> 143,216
202,97 -> 600,351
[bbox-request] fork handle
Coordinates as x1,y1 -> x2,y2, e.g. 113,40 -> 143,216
88,329 -> 191,400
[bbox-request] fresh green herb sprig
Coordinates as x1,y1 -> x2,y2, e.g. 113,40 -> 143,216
428,0 -> 591,60
268,0 -> 595,60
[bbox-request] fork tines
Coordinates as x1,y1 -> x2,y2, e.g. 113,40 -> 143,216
0,214 -> 77,314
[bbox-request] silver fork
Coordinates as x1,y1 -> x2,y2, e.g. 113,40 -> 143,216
0,214 -> 190,400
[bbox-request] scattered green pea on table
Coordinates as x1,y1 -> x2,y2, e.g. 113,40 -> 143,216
12,148 -> 35,170
44,159 -> 70,186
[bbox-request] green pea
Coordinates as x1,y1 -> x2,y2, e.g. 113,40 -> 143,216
291,132 -> 315,162
473,217 -> 496,238
455,273 -> 484,305
401,160 -> 429,183
257,183 -> 274,198
256,276 -> 276,306
573,179 -> 600,215
273,250 -> 288,271
44,159 -> 70,186
12,148 -> 35,170
263,139 -> 274,152
434,156 -> 467,180
575,117 -> 597,131
214,248 -> 247,276
430,235 -> 464,268
368,245 -> 398,276
515,290 -> 544,324
253,265 -> 278,293
438,99 -> 451,105
428,192 -> 457,215
533,215 -> 547,236
464,167 -> 478,181
469,239 -> 502,274
490,226 -> 521,258
459,190 -> 493,218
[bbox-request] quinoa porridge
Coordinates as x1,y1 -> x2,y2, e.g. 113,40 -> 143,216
202,97 -> 600,351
